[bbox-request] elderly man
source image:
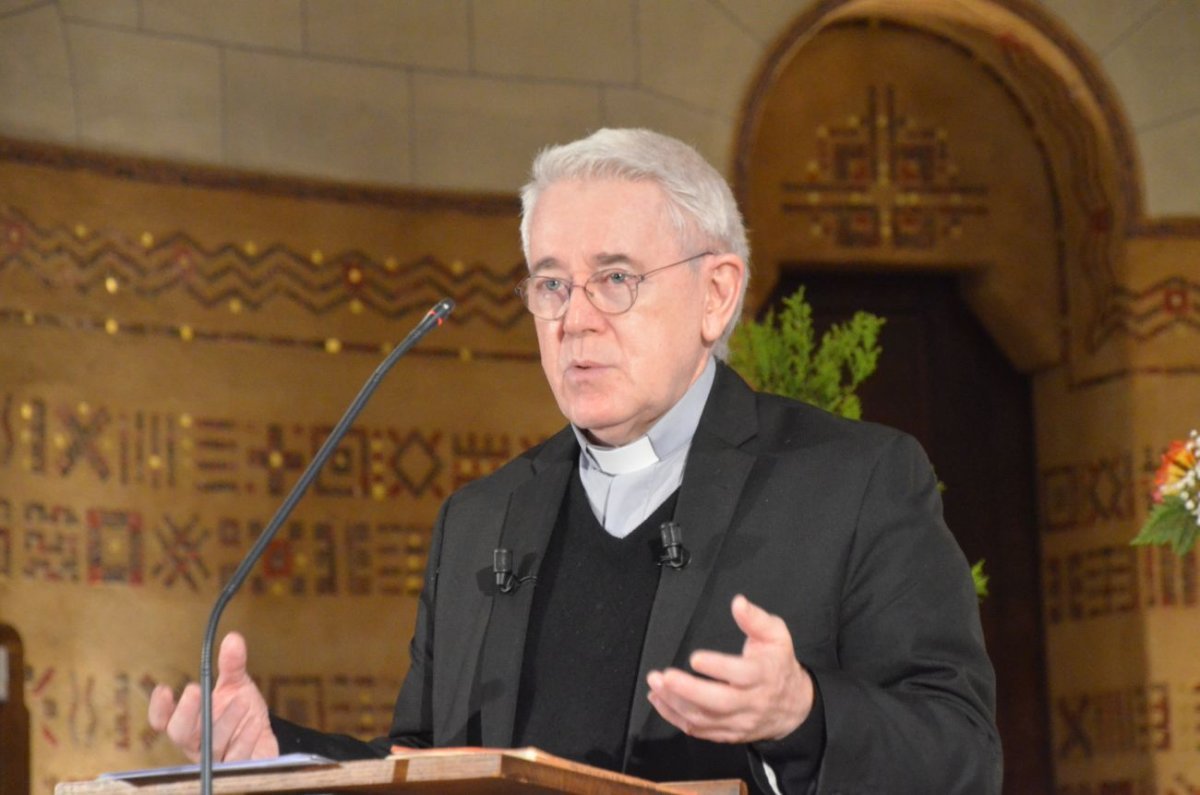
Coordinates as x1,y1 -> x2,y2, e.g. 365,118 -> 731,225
149,129 -> 1001,793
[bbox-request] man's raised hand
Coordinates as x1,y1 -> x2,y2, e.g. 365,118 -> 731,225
646,594 -> 813,744
147,631 -> 279,762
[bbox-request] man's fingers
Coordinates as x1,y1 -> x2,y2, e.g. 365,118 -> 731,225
731,594 -> 791,644
650,667 -> 741,718
164,683 -> 203,760
688,649 -> 761,687
147,684 -> 178,732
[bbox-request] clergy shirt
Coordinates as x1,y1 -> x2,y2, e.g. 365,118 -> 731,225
571,357 -> 716,538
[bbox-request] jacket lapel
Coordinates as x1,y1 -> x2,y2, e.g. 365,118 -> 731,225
623,364 -> 759,761
478,429 -> 576,747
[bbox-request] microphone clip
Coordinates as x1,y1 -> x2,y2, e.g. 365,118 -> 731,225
493,548 -> 537,594
657,521 -> 690,569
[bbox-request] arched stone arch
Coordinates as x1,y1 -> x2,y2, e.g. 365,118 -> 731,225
735,0 -> 1138,382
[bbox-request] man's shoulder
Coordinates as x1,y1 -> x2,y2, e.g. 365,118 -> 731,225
446,425 -> 575,502
746,386 -> 916,463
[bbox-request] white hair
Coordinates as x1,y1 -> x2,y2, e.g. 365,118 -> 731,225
519,128 -> 750,359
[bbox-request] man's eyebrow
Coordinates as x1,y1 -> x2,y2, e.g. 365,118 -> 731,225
595,252 -> 636,268
529,257 -> 561,274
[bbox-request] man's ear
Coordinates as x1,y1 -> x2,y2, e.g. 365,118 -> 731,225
700,254 -> 746,345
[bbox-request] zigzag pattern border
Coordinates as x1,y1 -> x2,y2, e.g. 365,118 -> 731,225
1089,276 -> 1200,348
0,205 -> 527,329
0,307 -> 539,362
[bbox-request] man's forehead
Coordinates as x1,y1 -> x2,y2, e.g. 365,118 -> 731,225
529,252 -> 638,274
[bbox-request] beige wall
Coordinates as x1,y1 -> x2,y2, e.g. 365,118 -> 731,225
0,0 -> 1197,215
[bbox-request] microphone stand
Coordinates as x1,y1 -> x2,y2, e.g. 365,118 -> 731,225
198,298 -> 454,795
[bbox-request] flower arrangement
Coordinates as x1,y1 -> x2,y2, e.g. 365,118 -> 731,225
1131,430 -> 1200,557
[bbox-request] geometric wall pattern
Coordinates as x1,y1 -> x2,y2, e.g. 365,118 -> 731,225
0,142 -> 564,792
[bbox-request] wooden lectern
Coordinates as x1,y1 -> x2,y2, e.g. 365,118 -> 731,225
55,748 -> 747,795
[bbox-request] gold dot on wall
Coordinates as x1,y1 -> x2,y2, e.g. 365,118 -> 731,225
149,454 -> 163,470
270,581 -> 286,597
77,401 -> 90,416
311,250 -> 324,265
243,241 -> 258,256
108,538 -> 124,554
458,348 -> 473,362
179,324 -> 194,342
350,299 -> 364,315
384,257 -> 398,272
22,310 -> 35,325
450,260 -> 465,276
179,413 -> 193,429
105,317 -> 119,335
228,298 -> 243,314
105,276 -> 119,294
268,450 -> 284,469
378,340 -> 392,354
74,223 -> 88,238
325,338 -> 342,354
371,483 -> 387,500
140,232 -> 154,248
53,432 -> 67,449
19,403 -> 32,421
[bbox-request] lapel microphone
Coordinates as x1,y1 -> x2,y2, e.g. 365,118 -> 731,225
658,521 -> 690,569
493,548 -> 537,594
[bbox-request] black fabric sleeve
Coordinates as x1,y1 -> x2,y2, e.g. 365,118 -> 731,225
268,713 -> 387,760
747,669 -> 827,793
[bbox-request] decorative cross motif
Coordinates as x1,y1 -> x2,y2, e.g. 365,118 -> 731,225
781,85 -> 989,249
248,424 -> 306,496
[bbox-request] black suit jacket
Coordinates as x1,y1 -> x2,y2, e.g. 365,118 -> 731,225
274,363 -> 1002,794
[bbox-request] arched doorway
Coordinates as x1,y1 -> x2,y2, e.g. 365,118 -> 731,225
736,1 -> 1142,792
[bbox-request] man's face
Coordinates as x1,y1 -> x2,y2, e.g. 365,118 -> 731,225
526,178 -> 742,447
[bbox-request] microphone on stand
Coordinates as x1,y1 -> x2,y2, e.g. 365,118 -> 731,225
198,298 -> 454,795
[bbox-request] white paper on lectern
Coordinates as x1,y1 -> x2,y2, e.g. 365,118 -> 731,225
98,753 -> 335,781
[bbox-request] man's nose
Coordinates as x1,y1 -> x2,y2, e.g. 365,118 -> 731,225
561,283 -> 605,333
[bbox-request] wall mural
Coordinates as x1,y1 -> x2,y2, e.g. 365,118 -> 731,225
0,142 -> 563,791
780,84 -> 990,250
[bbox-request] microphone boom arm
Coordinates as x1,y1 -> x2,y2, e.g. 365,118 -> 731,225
199,298 -> 454,795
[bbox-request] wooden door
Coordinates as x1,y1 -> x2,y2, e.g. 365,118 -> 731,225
766,269 -> 1052,794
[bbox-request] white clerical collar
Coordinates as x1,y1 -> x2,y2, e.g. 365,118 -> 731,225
587,434 -> 658,475
572,357 -> 716,476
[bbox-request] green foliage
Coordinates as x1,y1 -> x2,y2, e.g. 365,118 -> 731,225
729,286 -> 989,599
971,559 -> 989,600
728,287 -> 885,419
1131,497 -> 1199,557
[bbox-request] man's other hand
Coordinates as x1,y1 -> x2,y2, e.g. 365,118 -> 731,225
646,594 -> 813,744
147,631 -> 280,762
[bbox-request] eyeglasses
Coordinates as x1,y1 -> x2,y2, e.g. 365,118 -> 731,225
515,251 -> 714,321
